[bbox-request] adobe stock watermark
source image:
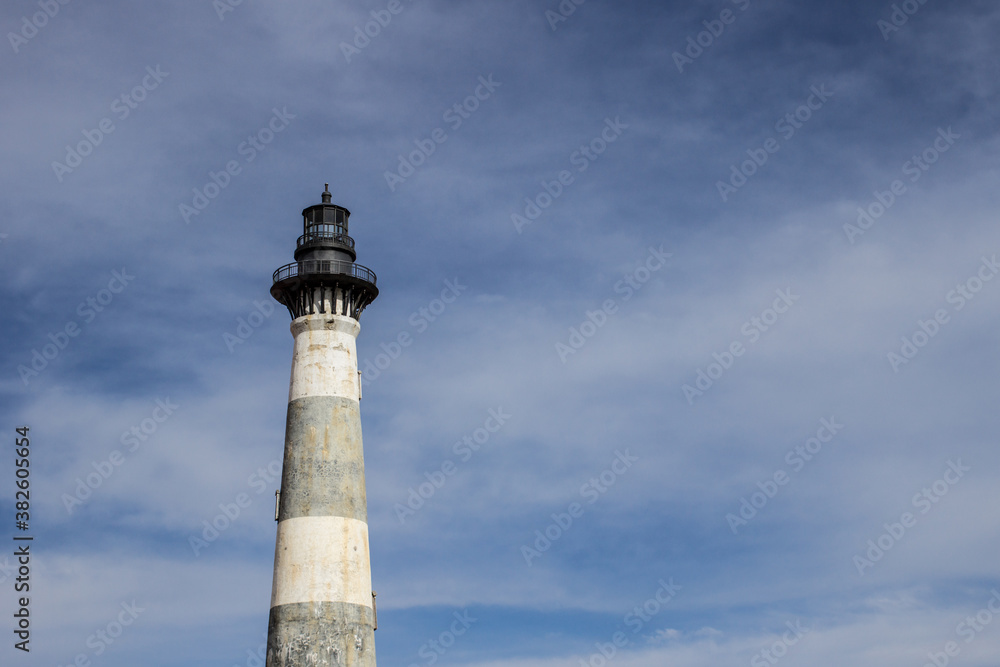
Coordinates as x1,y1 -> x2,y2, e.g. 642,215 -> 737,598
179,106 -> 295,224
51,65 -> 170,182
394,407 -> 511,523
545,0 -> 587,31
556,245 -> 671,363
511,116 -> 629,234
384,75 -> 501,192
228,633 -> 267,667
56,600 -> 145,666
672,0 -> 752,74
750,620 -> 810,667
579,578 -> 682,667
223,299 -> 276,353
340,0 -> 415,63
521,449 -> 638,566
361,278 -> 466,386
17,268 -> 135,386
0,557 -> 14,585
853,459 -> 970,576
921,589 -> 1000,667
878,0 -> 932,41
407,610 -> 477,667
727,417 -> 844,534
62,398 -> 180,514
682,288 -> 799,405
189,459 -> 282,556
886,255 -> 999,372
213,0 -> 245,21
717,84 -> 834,202
8,0 -> 74,54
843,126 -> 960,244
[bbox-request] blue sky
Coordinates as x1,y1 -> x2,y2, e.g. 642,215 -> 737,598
2,1 -> 1000,665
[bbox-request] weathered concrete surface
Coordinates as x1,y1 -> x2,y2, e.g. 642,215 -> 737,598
267,601 -> 376,667
279,396 -> 367,522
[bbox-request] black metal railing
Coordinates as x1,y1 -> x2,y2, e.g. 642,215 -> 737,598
273,260 -> 377,285
296,230 -> 356,250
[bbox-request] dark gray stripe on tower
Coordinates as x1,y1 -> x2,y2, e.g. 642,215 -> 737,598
278,395 -> 368,523
267,601 -> 376,667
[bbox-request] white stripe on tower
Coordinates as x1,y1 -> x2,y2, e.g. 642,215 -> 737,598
270,515 -> 373,608
287,315 -> 362,403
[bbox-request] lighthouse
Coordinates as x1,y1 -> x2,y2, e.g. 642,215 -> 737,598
266,185 -> 379,666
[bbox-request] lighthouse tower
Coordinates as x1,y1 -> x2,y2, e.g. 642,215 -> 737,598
266,185 -> 379,666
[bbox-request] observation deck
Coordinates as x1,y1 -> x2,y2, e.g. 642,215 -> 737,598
271,185 -> 379,320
